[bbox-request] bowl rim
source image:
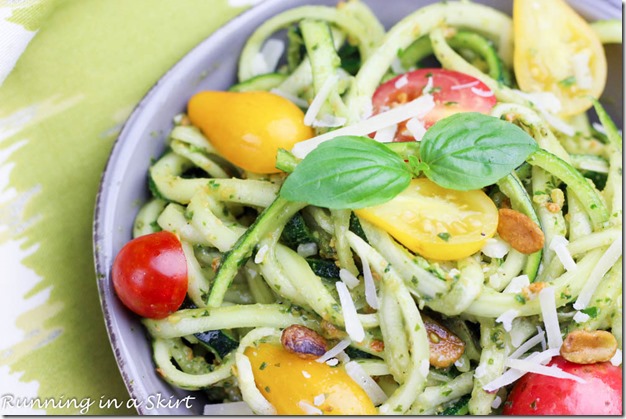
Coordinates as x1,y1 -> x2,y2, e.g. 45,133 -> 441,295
93,0 -> 622,415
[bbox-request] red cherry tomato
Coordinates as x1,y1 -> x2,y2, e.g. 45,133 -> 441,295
112,231 -> 188,319
503,356 -> 622,415
372,68 -> 497,141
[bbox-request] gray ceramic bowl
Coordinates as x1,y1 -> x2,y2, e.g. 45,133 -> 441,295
94,0 -> 622,414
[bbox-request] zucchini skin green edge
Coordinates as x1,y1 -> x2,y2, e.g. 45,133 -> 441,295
207,197 -> 306,307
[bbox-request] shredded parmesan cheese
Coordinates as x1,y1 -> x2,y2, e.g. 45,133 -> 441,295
298,400 -> 323,415
336,281 -> 365,342
304,75 -> 338,126
509,330 -> 547,358
549,235 -> 577,272
610,349 -> 622,367
574,235 -> 622,310
406,117 -> 426,141
313,394 -> 326,406
254,244 -> 269,264
373,124 -> 398,143
316,338 -> 351,363
394,74 -> 409,88
292,94 -> 435,158
483,348 -> 559,392
339,268 -> 360,289
325,358 -> 339,367
358,252 -> 378,310
470,86 -> 495,97
539,287 -> 563,350
572,311 -> 590,323
503,274 -> 530,294
297,242 -> 318,258
505,358 -> 586,383
451,80 -> 479,90
496,309 -> 520,332
313,114 -> 347,128
344,361 -> 388,405
481,237 -> 510,259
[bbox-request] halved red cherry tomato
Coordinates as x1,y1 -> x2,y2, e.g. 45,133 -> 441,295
112,231 -> 188,319
372,69 -> 497,141
503,356 -> 622,415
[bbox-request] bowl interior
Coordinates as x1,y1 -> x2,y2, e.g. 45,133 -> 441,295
93,0 -> 622,414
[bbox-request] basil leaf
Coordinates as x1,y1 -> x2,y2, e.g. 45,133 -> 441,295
419,112 -> 538,190
280,136 -> 411,209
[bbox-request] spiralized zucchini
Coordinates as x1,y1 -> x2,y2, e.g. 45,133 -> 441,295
134,0 -> 623,415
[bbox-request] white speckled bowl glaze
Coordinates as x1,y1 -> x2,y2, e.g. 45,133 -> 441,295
94,0 -> 622,414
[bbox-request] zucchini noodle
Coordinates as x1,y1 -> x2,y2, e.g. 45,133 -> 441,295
129,0 -> 622,414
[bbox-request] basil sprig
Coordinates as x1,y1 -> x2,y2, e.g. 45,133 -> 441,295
280,113 -> 537,209
280,135 -> 411,209
414,112 -> 538,190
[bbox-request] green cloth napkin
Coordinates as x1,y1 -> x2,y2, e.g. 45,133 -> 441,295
0,0 -> 249,414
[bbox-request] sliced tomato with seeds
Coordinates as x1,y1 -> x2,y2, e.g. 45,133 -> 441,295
372,68 -> 497,141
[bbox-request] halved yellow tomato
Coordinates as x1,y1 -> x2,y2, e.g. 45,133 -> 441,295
513,0 -> 607,116
245,343 -> 377,415
356,178 -> 498,261
188,91 -> 313,174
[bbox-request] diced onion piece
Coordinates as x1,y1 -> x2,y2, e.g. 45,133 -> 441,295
298,400 -> 323,415
203,401 -> 254,416
496,309 -> 519,332
538,287 -> 563,350
549,235 -> 577,272
373,124 -> 397,143
573,311 -> 590,323
304,75 -> 338,126
297,242 -> 318,258
406,117 -> 426,142
505,358 -> 586,383
610,349 -> 622,367
574,235 -> 622,310
316,338 -> 351,363
254,244 -> 269,264
336,281 -> 365,342
491,396 -> 502,409
344,361 -> 388,405
339,268 -> 360,289
450,80 -> 479,90
292,95 -> 435,158
481,237 -> 510,259
503,274 -> 530,294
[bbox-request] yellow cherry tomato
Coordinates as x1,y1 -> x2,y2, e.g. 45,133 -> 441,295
187,91 -> 313,174
513,0 -> 607,116
356,178 -> 498,261
245,343 -> 377,415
